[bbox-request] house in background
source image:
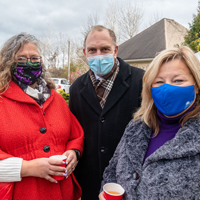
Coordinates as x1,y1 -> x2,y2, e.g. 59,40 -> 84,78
118,18 -> 188,70
196,51 -> 200,61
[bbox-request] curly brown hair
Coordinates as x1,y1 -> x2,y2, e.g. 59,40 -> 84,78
0,32 -> 55,93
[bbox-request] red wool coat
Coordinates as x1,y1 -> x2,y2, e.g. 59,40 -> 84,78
0,81 -> 84,200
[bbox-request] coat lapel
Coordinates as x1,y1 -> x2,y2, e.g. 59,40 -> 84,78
80,57 -> 132,116
101,58 -> 131,116
80,72 -> 102,115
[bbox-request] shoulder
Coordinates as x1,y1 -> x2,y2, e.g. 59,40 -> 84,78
123,119 -> 151,141
117,57 -> 144,84
50,89 -> 69,106
70,72 -> 89,89
117,57 -> 145,75
183,116 -> 200,135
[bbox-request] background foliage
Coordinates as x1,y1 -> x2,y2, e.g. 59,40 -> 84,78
58,89 -> 69,105
184,1 -> 200,52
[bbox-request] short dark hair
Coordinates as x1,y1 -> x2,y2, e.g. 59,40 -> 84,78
84,25 -> 117,48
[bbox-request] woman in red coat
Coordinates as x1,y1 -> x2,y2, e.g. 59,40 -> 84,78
0,33 -> 84,200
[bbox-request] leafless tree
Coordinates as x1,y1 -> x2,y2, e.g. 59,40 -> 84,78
104,1 -> 118,32
70,38 -> 88,67
81,13 -> 99,37
103,1 -> 144,44
40,24 -> 60,68
118,2 -> 144,41
104,1 -> 122,44
148,12 -> 163,27
59,32 -> 69,68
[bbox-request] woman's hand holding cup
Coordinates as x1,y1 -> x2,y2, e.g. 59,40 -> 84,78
21,156 -> 67,183
62,150 -> 78,177
99,183 -> 125,200
49,155 -> 67,181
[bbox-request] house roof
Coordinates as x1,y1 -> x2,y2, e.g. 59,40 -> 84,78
118,18 -> 188,60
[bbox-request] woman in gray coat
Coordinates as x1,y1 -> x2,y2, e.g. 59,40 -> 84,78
99,46 -> 200,200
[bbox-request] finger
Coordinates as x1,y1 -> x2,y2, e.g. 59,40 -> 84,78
62,151 -> 68,157
66,164 -> 76,176
99,192 -> 106,200
48,158 -> 66,165
49,165 -> 67,172
66,154 -> 74,164
49,170 -> 67,177
45,175 -> 59,183
66,168 -> 72,176
70,156 -> 77,164
66,161 -> 76,170
66,156 -> 77,168
65,164 -> 76,176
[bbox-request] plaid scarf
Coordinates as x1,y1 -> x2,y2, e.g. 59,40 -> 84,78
13,77 -> 51,107
90,59 -> 119,108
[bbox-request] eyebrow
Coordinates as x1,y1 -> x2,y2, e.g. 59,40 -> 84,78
16,54 -> 39,57
87,45 -> 111,49
101,45 -> 111,49
155,74 -> 187,79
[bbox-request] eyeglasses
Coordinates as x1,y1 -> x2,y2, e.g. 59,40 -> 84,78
16,56 -> 42,63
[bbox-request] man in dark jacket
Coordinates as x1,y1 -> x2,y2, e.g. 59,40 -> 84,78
69,25 -> 144,200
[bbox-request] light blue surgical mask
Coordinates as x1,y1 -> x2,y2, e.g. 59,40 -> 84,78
151,83 -> 195,116
87,54 -> 114,76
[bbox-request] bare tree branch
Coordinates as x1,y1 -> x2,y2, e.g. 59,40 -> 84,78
40,24 -> 60,68
118,2 -> 144,41
81,13 -> 99,37
148,12 -> 163,26
104,0 -> 122,44
59,32 -> 69,68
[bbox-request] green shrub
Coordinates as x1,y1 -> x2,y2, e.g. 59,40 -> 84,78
58,89 -> 69,105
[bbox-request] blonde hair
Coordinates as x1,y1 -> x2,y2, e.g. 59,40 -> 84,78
0,32 -> 55,93
134,46 -> 200,134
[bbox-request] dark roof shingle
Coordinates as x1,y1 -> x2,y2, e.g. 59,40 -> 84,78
118,18 -> 188,60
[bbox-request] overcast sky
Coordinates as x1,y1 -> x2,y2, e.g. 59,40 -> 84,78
0,0 -> 199,47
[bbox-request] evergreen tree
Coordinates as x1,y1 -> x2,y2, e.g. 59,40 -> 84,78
184,1 -> 200,52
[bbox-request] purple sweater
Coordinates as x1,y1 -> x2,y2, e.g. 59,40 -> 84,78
143,105 -> 195,162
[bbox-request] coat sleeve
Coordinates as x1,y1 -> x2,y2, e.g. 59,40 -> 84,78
65,111 -> 84,156
0,149 -> 14,160
0,149 -> 15,199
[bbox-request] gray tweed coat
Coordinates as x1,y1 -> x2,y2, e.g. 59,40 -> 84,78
101,117 -> 200,200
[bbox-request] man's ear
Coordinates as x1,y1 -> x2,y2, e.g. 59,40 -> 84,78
114,46 -> 118,59
83,48 -> 86,57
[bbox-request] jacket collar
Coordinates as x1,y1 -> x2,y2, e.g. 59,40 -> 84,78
3,81 -> 55,110
125,117 -> 200,170
143,117 -> 200,168
80,57 -> 131,115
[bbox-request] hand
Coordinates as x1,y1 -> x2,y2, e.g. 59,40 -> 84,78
62,150 -> 77,177
99,191 -> 106,200
21,158 -> 67,183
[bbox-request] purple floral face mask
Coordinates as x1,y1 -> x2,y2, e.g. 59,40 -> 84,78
12,61 -> 42,85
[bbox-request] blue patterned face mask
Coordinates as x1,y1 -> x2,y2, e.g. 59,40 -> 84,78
151,83 -> 195,116
87,54 -> 114,76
